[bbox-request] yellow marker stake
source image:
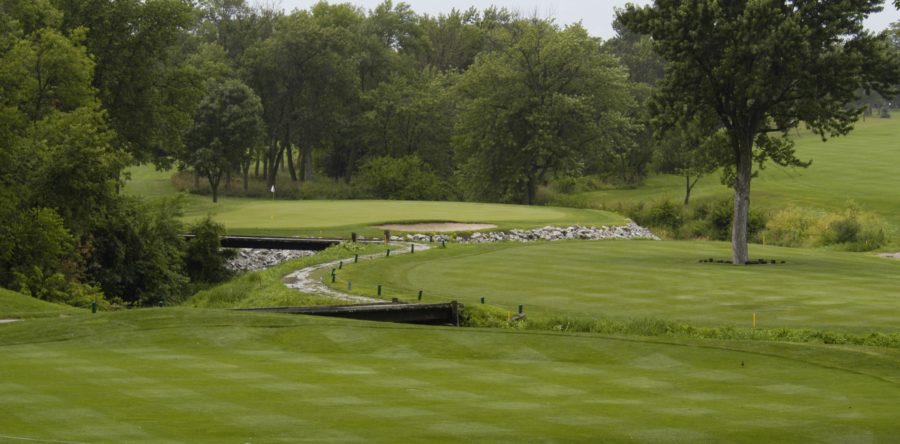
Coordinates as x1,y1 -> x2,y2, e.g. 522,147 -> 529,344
753,313 -> 757,329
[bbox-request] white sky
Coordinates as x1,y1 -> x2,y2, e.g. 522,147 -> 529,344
271,0 -> 900,40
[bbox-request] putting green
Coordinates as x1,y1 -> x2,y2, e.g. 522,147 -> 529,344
1,308 -> 898,442
329,240 -> 900,333
181,199 -> 626,237
123,167 -> 626,237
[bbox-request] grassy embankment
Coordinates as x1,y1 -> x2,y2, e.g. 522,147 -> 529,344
0,287 -> 80,319
2,299 -> 900,442
575,117 -> 900,245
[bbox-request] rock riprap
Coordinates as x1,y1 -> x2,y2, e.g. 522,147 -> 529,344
226,249 -> 315,272
389,222 -> 660,243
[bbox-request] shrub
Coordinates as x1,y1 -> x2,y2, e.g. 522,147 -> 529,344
353,155 -> 446,201
761,206 -> 817,247
185,217 -> 234,284
760,203 -> 886,251
626,199 -> 684,232
810,204 -> 886,251
693,198 -> 767,241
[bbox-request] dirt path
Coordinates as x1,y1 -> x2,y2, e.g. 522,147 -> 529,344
283,242 -> 430,303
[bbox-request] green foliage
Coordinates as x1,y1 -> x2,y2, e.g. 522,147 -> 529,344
353,155 -> 447,201
87,197 -> 190,306
185,78 -> 265,203
359,70 -> 456,177
185,216 -> 233,285
761,206 -> 817,248
53,0 -> 197,164
1,207 -> 102,307
454,19 -> 634,204
619,0 -> 900,263
761,204 -> 887,251
459,303 -> 525,329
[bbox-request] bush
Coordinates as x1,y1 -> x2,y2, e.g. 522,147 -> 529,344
87,197 -> 191,306
626,199 -> 684,231
627,198 -> 768,241
810,204 -> 886,251
185,217 -> 234,284
353,155 -> 446,201
761,206 -> 817,247
761,203 -> 886,251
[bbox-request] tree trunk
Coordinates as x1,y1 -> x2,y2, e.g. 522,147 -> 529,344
684,175 -> 700,205
300,147 -> 313,182
262,148 -> 268,183
242,160 -> 250,192
208,172 -> 221,204
267,140 -> 284,188
731,137 -> 753,264
684,175 -> 692,205
286,125 -> 297,181
525,176 -> 537,205
254,156 -> 260,179
287,143 -> 297,181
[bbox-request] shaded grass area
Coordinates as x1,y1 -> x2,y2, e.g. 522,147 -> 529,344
0,287 -> 80,319
1,308 -> 899,442
580,118 -> 900,244
327,240 -> 900,334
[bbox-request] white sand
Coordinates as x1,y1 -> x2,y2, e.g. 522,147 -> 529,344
375,223 -> 497,232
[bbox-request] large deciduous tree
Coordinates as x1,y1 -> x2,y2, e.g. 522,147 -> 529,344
186,79 -> 264,203
619,0 -> 900,264
454,19 -> 632,204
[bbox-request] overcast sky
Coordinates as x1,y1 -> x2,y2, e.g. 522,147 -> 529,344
272,0 -> 900,40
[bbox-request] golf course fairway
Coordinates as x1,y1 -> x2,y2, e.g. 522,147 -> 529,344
1,307 -> 899,442
328,240 -> 900,333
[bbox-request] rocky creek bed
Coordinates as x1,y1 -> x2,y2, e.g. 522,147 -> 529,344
227,223 -> 658,273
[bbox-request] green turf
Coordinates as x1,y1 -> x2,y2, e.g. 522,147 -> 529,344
122,164 -> 185,199
1,308 -> 899,442
327,240 -> 900,333
188,243 -> 386,309
0,287 -> 80,319
581,117 -> 900,241
121,167 -> 626,237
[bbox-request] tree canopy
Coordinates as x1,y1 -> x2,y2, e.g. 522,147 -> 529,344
619,0 -> 900,264
454,20 -> 633,204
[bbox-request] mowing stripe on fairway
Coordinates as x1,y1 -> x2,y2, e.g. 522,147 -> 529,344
328,240 -> 900,333
2,309 -> 900,442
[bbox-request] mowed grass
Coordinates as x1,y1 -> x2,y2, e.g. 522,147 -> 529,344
582,118 -> 900,241
329,240 -> 900,333
0,287 -> 79,319
122,166 -> 626,237
182,199 -> 626,237
2,306 -> 900,442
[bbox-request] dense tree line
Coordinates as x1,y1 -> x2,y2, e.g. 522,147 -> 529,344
175,0 -> 662,204
0,0 -> 897,302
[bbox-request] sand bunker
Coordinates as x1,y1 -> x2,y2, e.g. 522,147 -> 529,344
376,223 -> 497,232
878,253 -> 900,259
